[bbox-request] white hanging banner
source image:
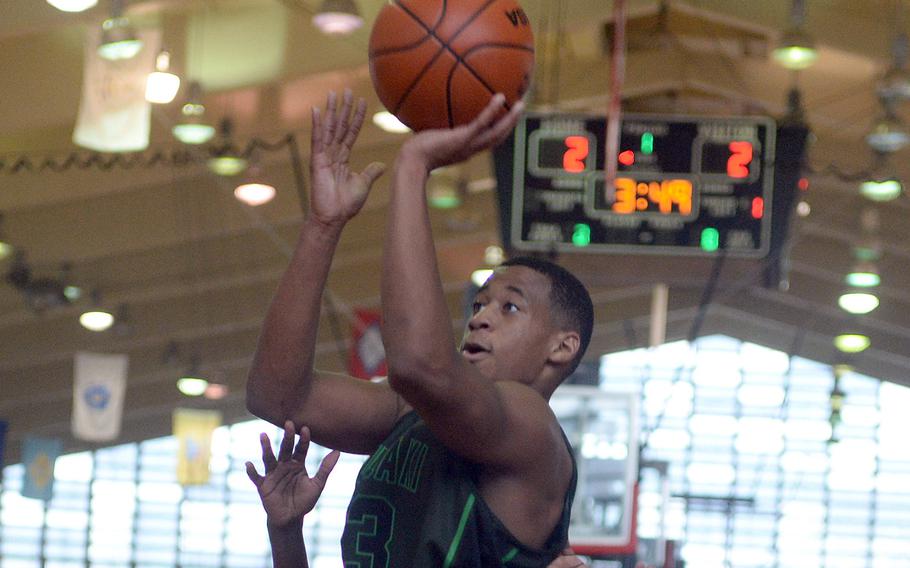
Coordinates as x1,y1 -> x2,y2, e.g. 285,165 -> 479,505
72,351 -> 128,442
73,26 -> 160,152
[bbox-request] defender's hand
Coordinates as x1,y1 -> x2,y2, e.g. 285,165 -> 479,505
309,89 -> 386,228
399,94 -> 524,173
246,421 -> 340,528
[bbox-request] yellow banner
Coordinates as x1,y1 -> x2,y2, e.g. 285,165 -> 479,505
172,408 -> 222,486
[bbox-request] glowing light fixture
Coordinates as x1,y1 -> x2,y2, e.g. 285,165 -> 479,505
860,178 -> 903,201
484,245 -> 505,266
145,50 -> 180,104
47,0 -> 97,12
63,285 -> 83,301
834,334 -> 871,354
838,292 -> 880,315
177,377 -> 209,396
471,268 -> 494,287
207,119 -> 248,177
208,155 -> 248,177
172,82 -> 215,145
772,0 -> 817,70
372,111 -> 411,133
313,0 -> 363,35
844,262 -> 880,288
0,240 -> 12,261
98,1 -> 142,61
234,182 -> 276,206
866,108 -> 910,153
80,310 -> 114,332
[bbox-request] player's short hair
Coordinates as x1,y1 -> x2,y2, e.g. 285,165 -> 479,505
500,256 -> 594,375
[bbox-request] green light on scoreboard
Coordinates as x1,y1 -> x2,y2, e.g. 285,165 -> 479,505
641,132 -> 654,155
572,223 -> 591,247
700,227 -> 720,251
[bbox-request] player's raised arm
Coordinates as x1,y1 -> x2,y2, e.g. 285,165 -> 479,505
246,90 -> 399,454
380,96 -> 562,464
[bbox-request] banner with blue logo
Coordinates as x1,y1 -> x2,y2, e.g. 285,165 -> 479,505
173,408 -> 221,486
72,352 -> 128,442
22,436 -> 62,501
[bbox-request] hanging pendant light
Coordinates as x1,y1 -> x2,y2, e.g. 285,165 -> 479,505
313,0 -> 364,35
172,81 -> 216,145
98,0 -> 143,61
145,50 -> 181,104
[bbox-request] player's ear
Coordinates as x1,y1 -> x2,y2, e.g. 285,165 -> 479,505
548,330 -> 580,366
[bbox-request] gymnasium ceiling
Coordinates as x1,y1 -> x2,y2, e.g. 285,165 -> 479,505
1,0 -> 909,464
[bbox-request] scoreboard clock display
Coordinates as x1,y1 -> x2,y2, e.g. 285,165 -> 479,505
507,112 -> 777,257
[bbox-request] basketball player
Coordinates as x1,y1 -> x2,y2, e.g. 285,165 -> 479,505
247,422 -> 590,568
246,89 -> 594,565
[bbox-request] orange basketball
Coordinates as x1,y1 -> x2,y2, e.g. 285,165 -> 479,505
369,0 -> 534,131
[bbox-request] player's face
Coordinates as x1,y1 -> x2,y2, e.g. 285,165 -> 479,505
460,266 -> 557,383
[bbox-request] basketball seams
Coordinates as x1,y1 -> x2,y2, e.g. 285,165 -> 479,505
371,0 -> 533,129
369,1 -> 441,57
393,43 -> 450,116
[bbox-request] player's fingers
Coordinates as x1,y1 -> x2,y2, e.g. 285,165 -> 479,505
360,162 -> 387,189
293,425 -> 312,462
485,100 -> 523,148
260,432 -> 278,473
245,461 -> 263,487
311,107 -> 324,155
468,93 -> 506,135
334,89 -> 354,145
278,420 -> 296,461
323,91 -> 338,146
343,99 -> 368,149
312,449 -> 340,489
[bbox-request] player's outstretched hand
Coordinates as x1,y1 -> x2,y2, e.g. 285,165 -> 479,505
309,89 -> 386,228
400,93 -> 524,172
246,421 -> 340,528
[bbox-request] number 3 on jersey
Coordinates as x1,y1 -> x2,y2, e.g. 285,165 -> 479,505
345,495 -> 396,568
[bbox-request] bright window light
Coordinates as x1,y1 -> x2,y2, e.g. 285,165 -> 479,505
838,292 -> 879,314
47,0 -> 97,12
737,384 -> 786,406
80,309 -> 114,331
234,183 -> 276,206
372,111 -> 410,133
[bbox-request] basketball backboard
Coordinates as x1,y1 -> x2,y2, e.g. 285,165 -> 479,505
551,385 -> 640,555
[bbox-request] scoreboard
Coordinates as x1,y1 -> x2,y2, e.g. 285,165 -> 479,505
506,112 -> 778,257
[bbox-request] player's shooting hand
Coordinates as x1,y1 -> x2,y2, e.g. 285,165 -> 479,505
246,421 -> 340,528
309,89 -> 386,228
399,93 -> 524,173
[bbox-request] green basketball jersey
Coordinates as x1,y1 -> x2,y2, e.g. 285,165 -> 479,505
341,411 -> 577,567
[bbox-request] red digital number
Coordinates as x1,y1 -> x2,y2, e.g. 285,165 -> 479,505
563,136 -> 589,173
727,141 -> 753,179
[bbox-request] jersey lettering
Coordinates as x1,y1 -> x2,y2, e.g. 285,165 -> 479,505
360,437 -> 429,493
344,495 -> 396,568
